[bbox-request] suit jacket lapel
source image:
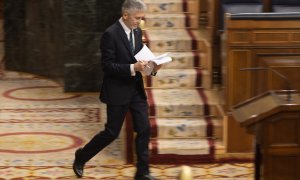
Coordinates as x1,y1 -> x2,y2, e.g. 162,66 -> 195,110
116,22 -> 134,56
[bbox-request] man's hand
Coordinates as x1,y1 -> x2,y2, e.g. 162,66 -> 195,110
150,63 -> 162,76
152,64 -> 162,72
134,60 -> 148,72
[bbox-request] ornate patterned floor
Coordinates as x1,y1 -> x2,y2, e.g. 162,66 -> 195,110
0,71 -> 254,179
0,164 -> 254,180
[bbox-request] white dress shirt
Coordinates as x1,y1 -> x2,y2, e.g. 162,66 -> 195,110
119,18 -> 136,76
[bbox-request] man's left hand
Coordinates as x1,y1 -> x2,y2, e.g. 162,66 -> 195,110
153,64 -> 162,72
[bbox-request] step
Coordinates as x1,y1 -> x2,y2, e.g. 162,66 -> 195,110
144,0 -> 199,14
150,138 -> 211,155
150,117 -> 223,139
144,13 -> 198,29
146,89 -> 221,117
144,29 -> 203,52
153,51 -> 209,71
144,68 -> 211,89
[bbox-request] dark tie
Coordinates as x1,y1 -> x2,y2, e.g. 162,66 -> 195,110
129,30 -> 134,54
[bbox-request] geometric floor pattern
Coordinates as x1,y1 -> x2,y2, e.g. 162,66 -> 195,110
0,163 -> 254,180
0,71 -> 254,179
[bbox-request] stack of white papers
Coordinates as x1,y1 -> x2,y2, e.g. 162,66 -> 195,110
134,44 -> 172,75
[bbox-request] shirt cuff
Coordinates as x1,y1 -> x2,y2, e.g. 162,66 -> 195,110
130,64 -> 136,76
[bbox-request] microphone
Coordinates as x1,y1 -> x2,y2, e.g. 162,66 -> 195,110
240,67 -> 294,102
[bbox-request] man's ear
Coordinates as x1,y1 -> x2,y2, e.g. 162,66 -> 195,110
123,12 -> 128,20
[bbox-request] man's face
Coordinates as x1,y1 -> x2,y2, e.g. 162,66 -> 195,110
123,11 -> 145,29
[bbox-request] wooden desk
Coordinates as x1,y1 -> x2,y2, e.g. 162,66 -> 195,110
232,91 -> 300,180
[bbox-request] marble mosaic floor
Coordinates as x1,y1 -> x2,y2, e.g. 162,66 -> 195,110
0,71 -> 254,179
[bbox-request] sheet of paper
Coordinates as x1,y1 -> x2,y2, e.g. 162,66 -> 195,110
152,56 -> 172,65
134,45 -> 156,61
154,52 -> 170,60
134,45 -> 171,63
134,44 -> 172,75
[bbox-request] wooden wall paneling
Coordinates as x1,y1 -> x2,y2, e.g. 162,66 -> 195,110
227,50 -> 253,108
255,54 -> 300,94
263,114 -> 300,179
255,53 -> 300,93
206,0 -> 295,86
224,48 -> 254,152
268,66 -> 300,91
223,14 -> 300,152
225,115 -> 254,152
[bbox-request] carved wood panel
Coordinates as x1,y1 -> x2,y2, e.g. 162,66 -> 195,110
256,54 -> 300,93
224,16 -> 300,152
263,114 -> 300,180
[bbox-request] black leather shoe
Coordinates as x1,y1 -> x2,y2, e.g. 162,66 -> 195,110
73,148 -> 84,178
135,174 -> 157,180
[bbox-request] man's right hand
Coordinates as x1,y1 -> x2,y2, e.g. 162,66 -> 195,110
134,60 -> 148,72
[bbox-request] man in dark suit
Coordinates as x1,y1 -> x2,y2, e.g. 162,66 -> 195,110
72,0 -> 159,180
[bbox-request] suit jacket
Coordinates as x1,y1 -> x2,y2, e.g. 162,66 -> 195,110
99,21 -> 147,105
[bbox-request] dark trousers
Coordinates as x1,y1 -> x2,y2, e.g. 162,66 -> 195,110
78,90 -> 150,176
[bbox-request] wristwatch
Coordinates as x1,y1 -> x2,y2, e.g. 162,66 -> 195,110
151,71 -> 157,76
